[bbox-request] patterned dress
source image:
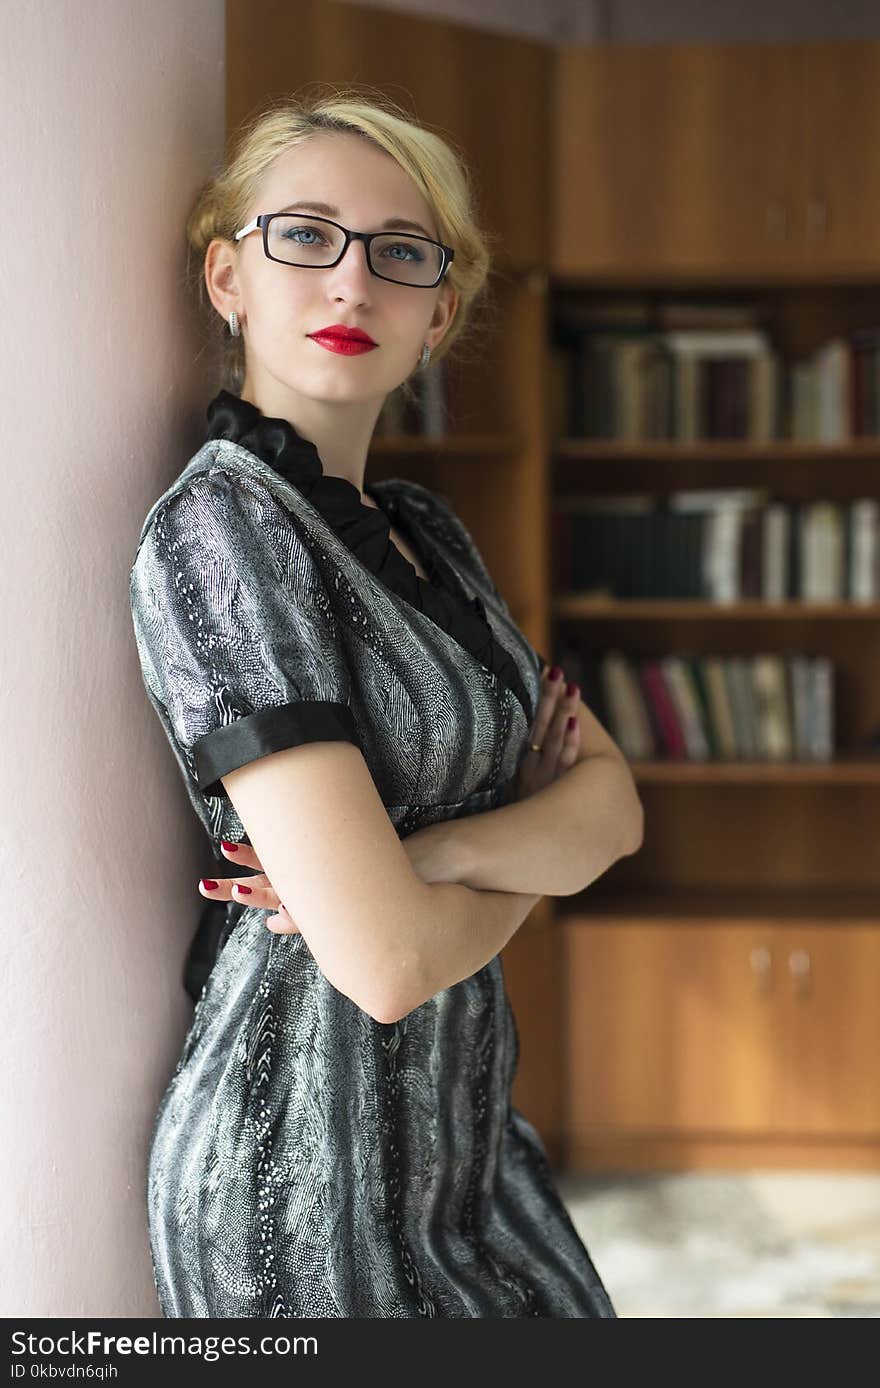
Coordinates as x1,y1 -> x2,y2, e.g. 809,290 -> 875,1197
129,389 -> 616,1318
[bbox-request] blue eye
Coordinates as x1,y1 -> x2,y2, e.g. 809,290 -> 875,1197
384,242 -> 424,262
282,226 -> 326,245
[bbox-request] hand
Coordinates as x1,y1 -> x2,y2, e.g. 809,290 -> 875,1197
198,840 -> 298,934
199,816 -> 460,937
514,665 -> 581,802
198,822 -> 460,932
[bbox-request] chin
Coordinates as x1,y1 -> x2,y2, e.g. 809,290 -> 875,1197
303,364 -> 397,401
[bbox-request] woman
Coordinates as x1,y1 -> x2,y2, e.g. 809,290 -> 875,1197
130,90 -> 642,1318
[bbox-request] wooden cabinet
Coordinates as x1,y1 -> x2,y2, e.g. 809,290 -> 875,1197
552,41 -> 880,279
228,0 -> 551,272
773,924 -> 880,1136
549,44 -> 880,1170
801,44 -> 880,273
564,909 -> 880,1167
565,919 -> 777,1133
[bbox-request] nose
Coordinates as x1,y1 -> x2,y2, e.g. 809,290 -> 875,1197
326,236 -> 373,294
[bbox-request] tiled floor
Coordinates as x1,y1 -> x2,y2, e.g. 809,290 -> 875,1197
555,1170 -> 880,1317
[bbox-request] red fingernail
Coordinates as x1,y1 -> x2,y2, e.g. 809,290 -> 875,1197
234,883 -> 252,895
201,879 -> 219,891
567,681 -> 579,697
567,716 -> 577,731
549,666 -> 563,681
220,840 -> 239,853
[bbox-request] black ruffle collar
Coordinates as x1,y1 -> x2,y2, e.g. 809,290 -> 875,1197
204,389 -> 534,724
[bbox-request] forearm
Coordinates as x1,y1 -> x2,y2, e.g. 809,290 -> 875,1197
409,879 -> 541,1014
445,755 -> 644,897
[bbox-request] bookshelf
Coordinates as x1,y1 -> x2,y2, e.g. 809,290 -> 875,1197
546,271 -> 880,1170
543,39 -> 880,1172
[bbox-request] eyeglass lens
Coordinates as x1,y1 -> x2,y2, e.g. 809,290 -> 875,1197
266,215 -> 444,286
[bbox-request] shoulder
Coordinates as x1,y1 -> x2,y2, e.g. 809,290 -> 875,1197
131,443 -> 308,577
129,449 -> 342,627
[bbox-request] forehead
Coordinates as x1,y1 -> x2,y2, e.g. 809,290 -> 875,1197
258,132 -> 437,235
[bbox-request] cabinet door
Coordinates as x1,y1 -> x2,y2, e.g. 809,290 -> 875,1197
772,924 -> 880,1136
564,921 -> 777,1133
801,42 -> 880,273
227,0 -> 550,270
552,44 -> 804,276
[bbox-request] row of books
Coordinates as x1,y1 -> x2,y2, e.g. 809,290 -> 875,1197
562,648 -> 835,763
376,357 -> 450,437
550,298 -> 880,442
551,491 -> 880,601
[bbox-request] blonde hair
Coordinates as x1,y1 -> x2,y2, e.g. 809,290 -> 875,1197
185,85 -> 499,398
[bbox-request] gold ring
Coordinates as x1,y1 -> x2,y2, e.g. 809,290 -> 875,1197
530,742 -> 542,753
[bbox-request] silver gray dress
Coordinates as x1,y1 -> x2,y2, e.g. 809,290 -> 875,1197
129,389 -> 616,1318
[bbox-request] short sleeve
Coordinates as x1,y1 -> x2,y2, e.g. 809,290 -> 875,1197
129,468 -> 361,801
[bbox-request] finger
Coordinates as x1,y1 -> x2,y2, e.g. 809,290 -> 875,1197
555,713 -> 581,773
218,839 -> 264,872
531,666 -> 566,749
198,874 -> 277,909
266,903 -> 301,934
543,679 -> 580,764
199,871 -> 269,900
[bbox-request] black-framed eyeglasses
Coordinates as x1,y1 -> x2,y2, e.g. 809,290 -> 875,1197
234,212 -> 455,289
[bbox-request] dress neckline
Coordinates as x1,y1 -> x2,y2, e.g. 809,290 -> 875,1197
204,389 -> 535,725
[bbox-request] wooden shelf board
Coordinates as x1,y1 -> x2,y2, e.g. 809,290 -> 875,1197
556,885 -> 880,923
549,265 -> 880,288
553,597 -> 880,619
628,758 -> 880,784
369,433 -> 518,456
553,438 -> 880,461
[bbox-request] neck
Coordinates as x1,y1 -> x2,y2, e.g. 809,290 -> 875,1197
240,379 -> 385,500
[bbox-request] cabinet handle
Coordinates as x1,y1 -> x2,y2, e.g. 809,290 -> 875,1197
788,948 -> 813,998
750,945 -> 772,995
806,198 -> 829,240
765,200 -> 788,241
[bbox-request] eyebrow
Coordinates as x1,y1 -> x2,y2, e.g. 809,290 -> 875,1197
277,200 -> 437,240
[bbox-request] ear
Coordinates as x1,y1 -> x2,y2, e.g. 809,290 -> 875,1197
428,281 -> 459,349
204,238 -> 243,324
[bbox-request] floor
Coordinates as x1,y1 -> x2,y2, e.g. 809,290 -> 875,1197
555,1169 -> 880,1317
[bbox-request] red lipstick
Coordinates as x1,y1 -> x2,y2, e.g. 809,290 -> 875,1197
308,323 -> 378,355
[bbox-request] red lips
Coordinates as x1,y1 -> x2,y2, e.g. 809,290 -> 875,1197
309,323 -> 377,345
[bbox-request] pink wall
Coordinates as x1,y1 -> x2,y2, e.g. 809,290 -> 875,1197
0,0 -> 224,1316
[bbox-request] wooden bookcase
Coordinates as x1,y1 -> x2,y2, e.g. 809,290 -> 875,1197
549,41 -> 880,1172
228,10 -> 880,1168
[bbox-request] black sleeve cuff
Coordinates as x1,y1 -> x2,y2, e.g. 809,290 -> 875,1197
193,700 -> 361,798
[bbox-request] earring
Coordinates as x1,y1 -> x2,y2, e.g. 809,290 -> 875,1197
228,310 -> 241,338
419,343 -> 431,368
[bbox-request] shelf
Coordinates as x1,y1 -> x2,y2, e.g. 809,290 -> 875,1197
553,597 -> 880,619
556,885 -> 880,923
369,433 -> 519,456
553,439 -> 880,462
550,265 -> 880,288
628,758 -> 880,785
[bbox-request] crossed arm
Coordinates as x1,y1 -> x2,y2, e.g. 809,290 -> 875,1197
432,695 -> 644,899
218,695 -> 643,1020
